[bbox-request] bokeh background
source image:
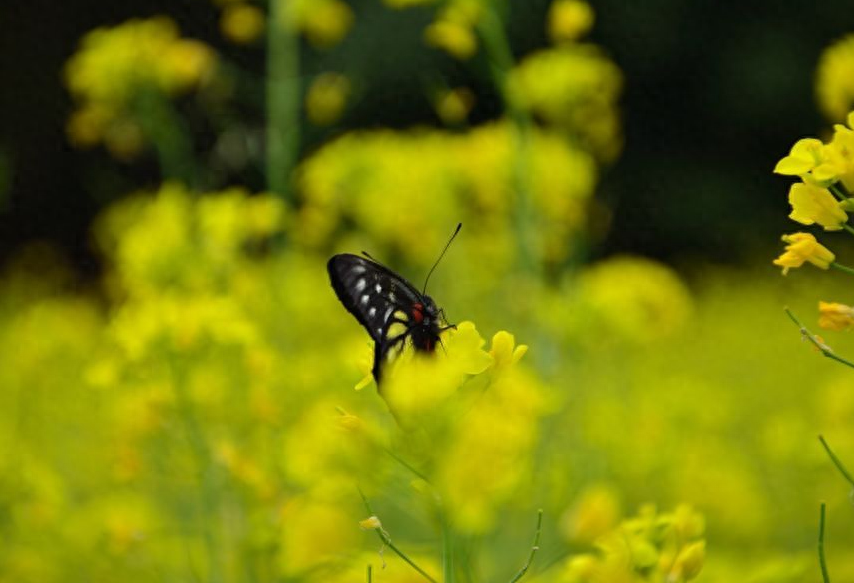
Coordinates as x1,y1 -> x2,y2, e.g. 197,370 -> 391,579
1,1 -> 854,582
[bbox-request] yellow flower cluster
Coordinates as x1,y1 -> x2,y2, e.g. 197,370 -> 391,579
560,505 -> 706,583
297,121 -> 597,271
769,113 -> 854,275
508,45 -> 623,160
65,17 -> 217,156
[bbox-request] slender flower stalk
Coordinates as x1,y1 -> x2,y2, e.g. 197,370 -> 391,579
476,4 -> 536,276
266,0 -> 301,202
358,490 -> 439,583
818,502 -> 831,583
784,308 -> 854,369
508,509 -> 544,583
818,435 -> 854,488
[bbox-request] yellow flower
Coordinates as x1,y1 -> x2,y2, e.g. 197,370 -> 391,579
434,87 -> 475,125
358,515 -> 382,530
305,72 -> 350,126
283,0 -> 353,48
548,0 -> 594,44
489,330 -> 528,369
220,4 -> 266,44
816,34 -> 854,121
787,182 -> 847,230
425,20 -> 477,59
772,232 -> 835,275
773,138 -> 826,176
818,301 -> 854,331
559,484 -> 621,544
673,541 -> 705,581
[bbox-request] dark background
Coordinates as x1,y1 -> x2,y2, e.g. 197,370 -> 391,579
0,0 -> 845,274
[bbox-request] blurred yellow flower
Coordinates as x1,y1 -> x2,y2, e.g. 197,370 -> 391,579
508,46 -> 623,160
425,20 -> 477,59
358,515 -> 383,530
773,232 -> 835,275
548,0 -> 594,44
816,34 -> 854,121
575,256 -> 692,343
434,87 -> 475,125
818,300 -> 854,331
221,3 -> 266,44
306,72 -> 351,125
559,484 -> 621,544
557,505 -> 706,583
64,17 -> 217,151
282,0 -> 353,48
787,182 -> 847,230
674,541 -> 706,581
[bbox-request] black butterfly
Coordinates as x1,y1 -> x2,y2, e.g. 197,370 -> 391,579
328,224 -> 461,385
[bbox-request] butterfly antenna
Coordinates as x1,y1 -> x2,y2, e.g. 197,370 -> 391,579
422,223 -> 462,295
361,250 -> 378,262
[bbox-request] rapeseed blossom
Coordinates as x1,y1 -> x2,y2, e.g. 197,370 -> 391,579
220,3 -> 266,44
818,301 -> 854,331
65,18 -> 217,155
559,505 -> 706,583
816,34 -> 854,121
508,46 -> 623,160
773,232 -> 835,274
281,0 -> 353,48
548,0 -> 594,43
787,182 -> 847,230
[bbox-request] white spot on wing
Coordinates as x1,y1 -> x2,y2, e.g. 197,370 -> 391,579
368,307 -> 376,318
360,295 -> 370,305
383,306 -> 393,322
352,264 -> 366,274
375,283 -> 382,293
389,292 -> 396,302
355,279 -> 366,293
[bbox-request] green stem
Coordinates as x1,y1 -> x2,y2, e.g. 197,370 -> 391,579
818,435 -> 854,488
508,509 -> 543,583
367,564 -> 373,583
266,0 -> 301,202
784,308 -> 854,370
169,356 -> 224,583
358,490 -> 439,583
830,261 -> 854,276
840,224 -> 854,238
819,502 -> 831,583
476,4 -> 537,276
829,183 -> 848,201
442,511 -> 454,583
136,90 -> 198,186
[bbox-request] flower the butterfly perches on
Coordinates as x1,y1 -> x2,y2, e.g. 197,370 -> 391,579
327,225 -> 462,388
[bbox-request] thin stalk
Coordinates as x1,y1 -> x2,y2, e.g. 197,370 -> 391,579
818,435 -> 854,488
476,4 -> 537,276
358,490 -> 439,583
819,502 -> 831,583
136,90 -> 198,186
508,509 -> 543,583
784,308 -> 854,369
367,564 -> 373,583
441,511 -> 454,583
169,356 -> 224,583
266,0 -> 301,202
830,261 -> 854,276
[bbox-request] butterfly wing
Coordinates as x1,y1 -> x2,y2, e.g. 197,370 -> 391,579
327,253 -> 425,381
